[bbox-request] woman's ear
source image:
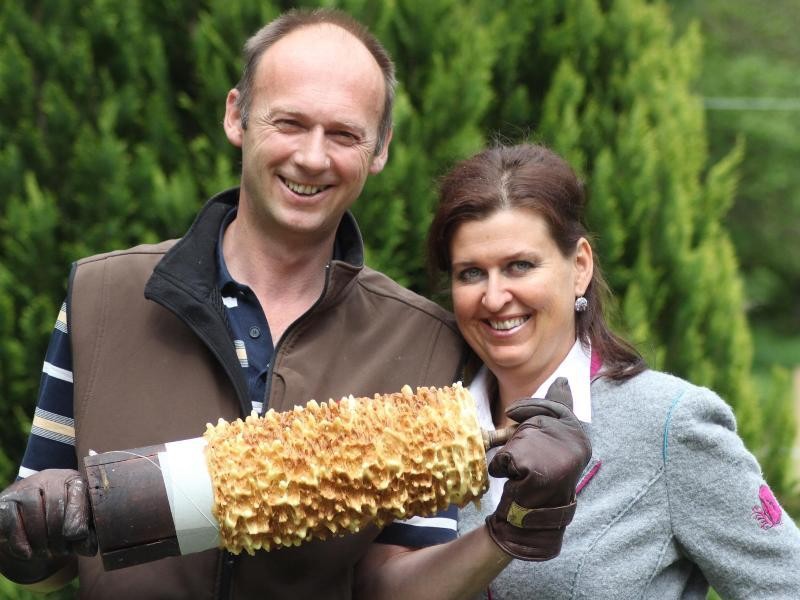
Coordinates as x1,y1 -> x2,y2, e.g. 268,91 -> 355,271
574,237 -> 594,296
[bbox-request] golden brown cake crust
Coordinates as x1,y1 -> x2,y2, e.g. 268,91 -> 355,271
204,384 -> 488,554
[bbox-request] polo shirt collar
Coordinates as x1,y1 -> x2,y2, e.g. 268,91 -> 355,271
214,206 -> 353,292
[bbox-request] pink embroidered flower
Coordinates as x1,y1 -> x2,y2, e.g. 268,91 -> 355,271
752,484 -> 782,530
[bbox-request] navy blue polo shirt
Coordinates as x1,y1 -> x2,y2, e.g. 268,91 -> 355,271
215,207 -> 347,414
216,208 -> 274,415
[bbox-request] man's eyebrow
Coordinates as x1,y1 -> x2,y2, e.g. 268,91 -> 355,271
262,107 -> 299,120
264,108 -> 368,137
323,118 -> 368,138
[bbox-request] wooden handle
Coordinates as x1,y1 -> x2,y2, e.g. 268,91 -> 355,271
481,426 -> 517,451
84,445 -> 181,571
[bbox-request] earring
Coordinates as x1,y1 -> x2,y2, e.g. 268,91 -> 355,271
574,296 -> 588,313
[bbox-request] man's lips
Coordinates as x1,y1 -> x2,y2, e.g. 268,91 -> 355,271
280,176 -> 331,196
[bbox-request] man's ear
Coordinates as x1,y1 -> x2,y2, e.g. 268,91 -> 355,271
368,127 -> 393,174
223,89 -> 244,148
574,237 -> 594,296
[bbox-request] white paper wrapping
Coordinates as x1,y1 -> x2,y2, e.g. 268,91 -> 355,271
159,437 -> 220,555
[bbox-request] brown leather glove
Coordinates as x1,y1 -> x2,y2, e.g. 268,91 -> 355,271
0,469 -> 96,584
486,377 -> 591,561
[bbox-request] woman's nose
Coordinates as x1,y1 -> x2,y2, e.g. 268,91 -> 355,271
481,275 -> 511,312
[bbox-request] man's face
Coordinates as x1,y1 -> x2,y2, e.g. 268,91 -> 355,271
224,25 -> 390,244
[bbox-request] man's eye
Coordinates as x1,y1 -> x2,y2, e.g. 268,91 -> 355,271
456,267 -> 483,283
275,120 -> 303,132
331,130 -> 359,145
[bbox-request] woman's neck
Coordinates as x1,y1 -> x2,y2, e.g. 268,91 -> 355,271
491,365 -> 564,428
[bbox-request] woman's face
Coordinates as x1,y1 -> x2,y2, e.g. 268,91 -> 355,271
450,208 -> 592,390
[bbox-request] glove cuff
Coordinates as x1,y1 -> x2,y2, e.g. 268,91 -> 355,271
485,499 -> 577,562
506,499 -> 576,529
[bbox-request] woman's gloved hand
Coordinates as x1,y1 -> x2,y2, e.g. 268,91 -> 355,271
0,469 -> 96,584
486,377 -> 592,561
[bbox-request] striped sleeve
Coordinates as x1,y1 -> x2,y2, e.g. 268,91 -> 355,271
373,504 -> 458,547
18,301 -> 78,479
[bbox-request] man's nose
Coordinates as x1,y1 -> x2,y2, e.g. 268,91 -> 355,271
294,127 -> 330,172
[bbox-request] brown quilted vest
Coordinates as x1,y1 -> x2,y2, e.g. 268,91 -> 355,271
68,190 -> 466,599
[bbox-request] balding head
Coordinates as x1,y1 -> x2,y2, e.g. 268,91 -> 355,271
234,8 -> 396,155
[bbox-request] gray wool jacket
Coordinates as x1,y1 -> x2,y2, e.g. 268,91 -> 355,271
459,370 -> 800,599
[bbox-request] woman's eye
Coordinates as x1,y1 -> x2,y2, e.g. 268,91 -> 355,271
508,260 -> 534,275
456,267 -> 483,283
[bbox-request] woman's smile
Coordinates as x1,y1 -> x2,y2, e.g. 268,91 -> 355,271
450,208 -> 589,388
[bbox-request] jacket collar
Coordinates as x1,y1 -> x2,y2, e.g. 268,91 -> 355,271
146,187 -> 366,305
143,187 -> 367,416
147,188 -> 238,302
470,339 -> 593,426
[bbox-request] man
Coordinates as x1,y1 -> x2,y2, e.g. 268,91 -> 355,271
0,9 -> 589,599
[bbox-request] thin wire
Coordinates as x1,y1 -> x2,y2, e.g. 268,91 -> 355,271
104,449 -> 220,532
704,97 -> 800,111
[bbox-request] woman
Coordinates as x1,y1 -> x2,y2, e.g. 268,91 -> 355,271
427,143 -> 800,599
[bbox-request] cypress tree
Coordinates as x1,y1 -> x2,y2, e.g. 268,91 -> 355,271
480,0 -> 778,466
0,9 -> 794,599
0,1 -> 228,485
344,0 -> 498,289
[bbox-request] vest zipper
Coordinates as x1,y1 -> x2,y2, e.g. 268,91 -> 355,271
216,550 -> 237,600
261,262 -> 332,414
215,265 -> 334,598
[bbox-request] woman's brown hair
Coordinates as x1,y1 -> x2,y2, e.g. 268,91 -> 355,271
427,143 -> 645,381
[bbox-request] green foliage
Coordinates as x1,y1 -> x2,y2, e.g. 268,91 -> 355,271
474,0 -> 769,456
670,0 -> 800,333
707,588 -> 722,600
0,0 -> 244,485
0,578 -> 77,600
669,0 -> 800,514
352,0 -> 498,287
753,367 -> 799,502
0,0 -> 796,594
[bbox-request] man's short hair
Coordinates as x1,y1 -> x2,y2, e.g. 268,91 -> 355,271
235,8 -> 396,155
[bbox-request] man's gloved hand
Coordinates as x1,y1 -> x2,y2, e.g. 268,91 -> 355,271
486,377 -> 591,561
0,469 -> 96,584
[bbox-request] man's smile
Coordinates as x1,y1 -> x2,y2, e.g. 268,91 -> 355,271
280,176 -> 330,196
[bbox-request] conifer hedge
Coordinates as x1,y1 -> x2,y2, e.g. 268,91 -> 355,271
0,4 -> 795,596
